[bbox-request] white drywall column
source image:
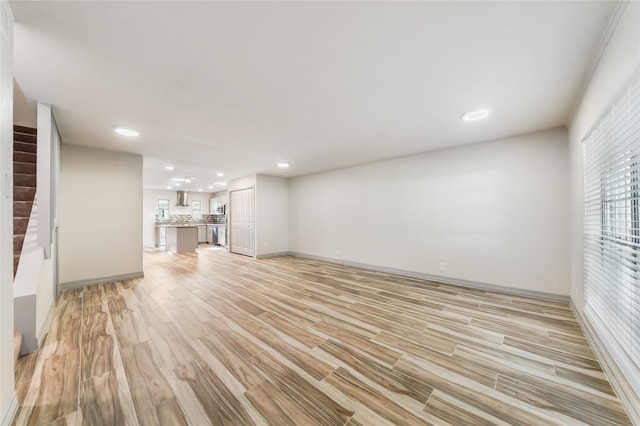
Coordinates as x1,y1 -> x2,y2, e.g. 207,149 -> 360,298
58,145 -> 143,286
256,174 -> 289,257
36,103 -> 55,259
0,0 -> 15,422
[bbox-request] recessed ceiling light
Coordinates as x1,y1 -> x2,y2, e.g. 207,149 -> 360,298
208,186 -> 213,189
185,179 -> 191,183
277,162 -> 290,168
198,188 -> 203,192
165,166 -> 174,171
461,109 -> 490,122
113,126 -> 140,137
214,182 -> 226,186
216,172 -> 224,177
167,187 -> 172,190
174,183 -> 181,187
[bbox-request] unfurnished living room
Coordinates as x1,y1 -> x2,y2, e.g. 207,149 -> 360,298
1,1 -> 639,425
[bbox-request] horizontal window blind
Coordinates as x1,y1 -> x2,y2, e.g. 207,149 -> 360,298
583,69 -> 640,393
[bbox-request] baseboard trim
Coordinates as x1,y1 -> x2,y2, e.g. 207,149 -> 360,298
287,251 -> 569,303
570,300 -> 640,424
37,301 -> 55,347
1,391 -> 18,426
256,251 -> 291,259
59,271 -> 144,290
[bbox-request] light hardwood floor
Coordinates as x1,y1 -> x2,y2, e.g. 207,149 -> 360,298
13,246 -> 631,425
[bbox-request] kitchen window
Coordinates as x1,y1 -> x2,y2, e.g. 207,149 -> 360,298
158,199 -> 169,219
192,200 -> 202,219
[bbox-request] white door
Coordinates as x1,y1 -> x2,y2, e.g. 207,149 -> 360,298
230,187 -> 255,257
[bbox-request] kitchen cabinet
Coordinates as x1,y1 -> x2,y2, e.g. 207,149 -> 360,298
165,226 -> 198,253
210,195 -> 228,214
197,225 -> 207,243
218,226 -> 227,247
205,224 -> 227,246
155,226 -> 167,247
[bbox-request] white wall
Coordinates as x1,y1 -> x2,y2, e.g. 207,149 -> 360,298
568,1 -> 640,309
58,145 -> 143,285
36,104 -> 61,342
0,0 -> 13,418
289,128 -> 570,295
13,79 -> 35,127
256,175 -> 288,256
228,174 -> 256,192
211,190 -> 228,198
142,189 -> 213,247
566,3 -> 639,419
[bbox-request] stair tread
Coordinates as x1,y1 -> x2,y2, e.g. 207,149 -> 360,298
14,140 -> 37,149
14,125 -> 37,135
14,153 -> 36,160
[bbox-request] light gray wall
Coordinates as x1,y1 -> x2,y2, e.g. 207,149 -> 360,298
289,127 -> 570,295
13,79 -> 35,127
0,0 -> 13,417
256,175 -> 288,256
58,145 -> 143,285
228,174 -> 256,192
566,4 -> 639,418
568,1 -> 640,309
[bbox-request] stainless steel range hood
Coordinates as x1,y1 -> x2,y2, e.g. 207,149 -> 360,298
176,190 -> 189,207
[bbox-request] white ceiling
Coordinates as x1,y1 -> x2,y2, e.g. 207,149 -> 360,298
10,1 -> 617,192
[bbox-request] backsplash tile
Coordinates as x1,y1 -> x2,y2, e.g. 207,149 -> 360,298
156,214 -> 226,225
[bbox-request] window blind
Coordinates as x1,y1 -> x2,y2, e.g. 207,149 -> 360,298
583,69 -> 640,393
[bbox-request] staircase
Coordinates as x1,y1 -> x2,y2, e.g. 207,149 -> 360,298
13,125 -> 37,277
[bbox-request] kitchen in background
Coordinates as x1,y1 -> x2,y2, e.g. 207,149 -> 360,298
142,189 -> 228,249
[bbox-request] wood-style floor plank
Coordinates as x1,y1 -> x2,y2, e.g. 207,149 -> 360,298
13,247 -> 632,425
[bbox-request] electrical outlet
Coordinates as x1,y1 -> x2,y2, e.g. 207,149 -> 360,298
439,262 -> 446,271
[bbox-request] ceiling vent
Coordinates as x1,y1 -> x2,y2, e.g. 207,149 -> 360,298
176,190 -> 189,207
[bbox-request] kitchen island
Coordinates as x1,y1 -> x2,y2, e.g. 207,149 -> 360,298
164,225 -> 198,253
